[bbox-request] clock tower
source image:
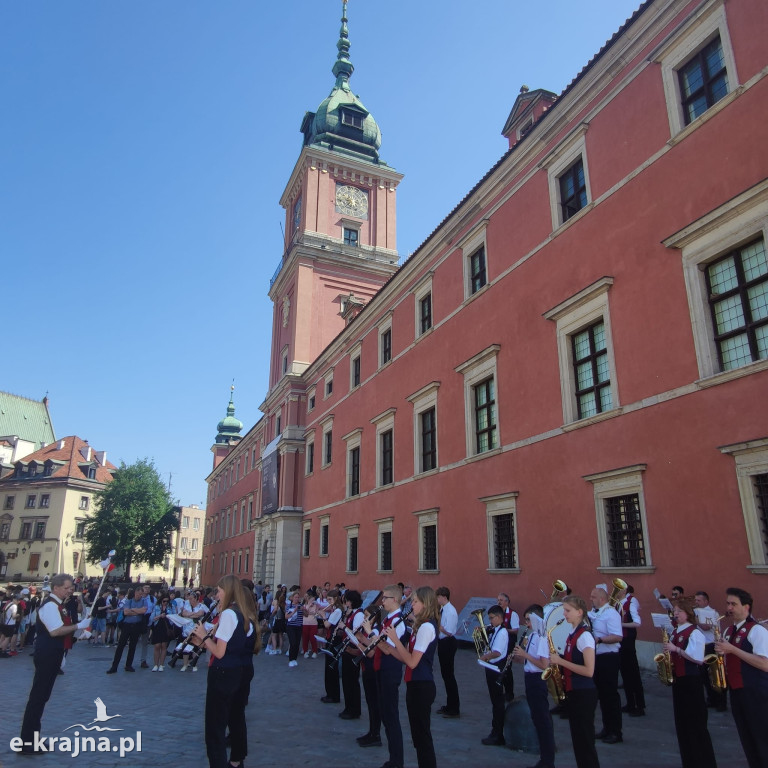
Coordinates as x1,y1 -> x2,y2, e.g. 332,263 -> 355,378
267,0 -> 403,391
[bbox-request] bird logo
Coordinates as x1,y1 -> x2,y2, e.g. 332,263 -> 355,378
63,698 -> 123,732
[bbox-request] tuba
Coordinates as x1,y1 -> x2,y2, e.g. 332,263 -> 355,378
471,608 -> 491,658
608,578 -> 628,610
653,628 -> 674,686
550,580 -> 568,602
703,616 -> 727,692
541,618 -> 566,702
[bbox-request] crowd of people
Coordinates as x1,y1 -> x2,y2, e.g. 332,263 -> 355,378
4,575 -> 767,768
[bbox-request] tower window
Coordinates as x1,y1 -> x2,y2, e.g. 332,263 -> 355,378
343,228 -> 359,247
341,110 -> 364,129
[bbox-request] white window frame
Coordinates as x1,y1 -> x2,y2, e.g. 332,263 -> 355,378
455,345 -> 501,458
345,524 -> 359,574
542,125 -> 591,231
543,277 -> 619,427
320,415 -> 334,469
663,180 -> 768,384
460,222 -> 489,301
407,381 -> 440,475
583,464 -> 655,574
653,2 -> 739,140
413,272 -> 434,339
378,312 -> 393,368
302,521 -> 311,559
719,438 -> 768,574
341,219 -> 361,247
324,368 -> 334,399
307,386 -> 316,413
305,430 -> 316,476
281,345 -> 289,376
343,428 -> 363,498
350,341 -> 363,390
413,507 -> 439,573
376,517 -> 394,573
481,492 -> 520,574
319,515 -> 330,558
371,408 -> 396,488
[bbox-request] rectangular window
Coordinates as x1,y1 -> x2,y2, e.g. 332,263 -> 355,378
604,494 -> 647,567
352,355 -> 361,387
307,441 -> 315,474
380,530 -> 392,571
182,516 -> 189,528
29,553 -> 40,572
21,522 -> 32,539
40,494 -> 50,509
349,446 -> 360,497
380,429 -> 393,486
320,523 -> 329,556
470,246 -> 487,294
75,521 -> 86,539
324,431 -> 333,465
193,518 -> 200,530
706,239 -> 768,371
191,538 -> 198,550
0,522 -> 9,540
559,158 -> 587,221
79,496 -> 90,510
244,549 -> 250,574
381,329 -> 392,365
34,521 -> 46,539
282,354 -> 288,374
309,394 -> 316,410
572,320 -> 613,419
180,537 -> 188,549
348,535 -> 358,572
474,378 -> 497,453
343,228 -> 359,247
493,513 -> 516,569
326,379 -> 333,396
420,407 -> 437,472
679,36 -> 729,126
422,524 -> 437,571
755,473 -> 768,561
26,495 -> 36,509
4,496 -> 14,510
419,293 -> 432,334
303,527 -> 311,558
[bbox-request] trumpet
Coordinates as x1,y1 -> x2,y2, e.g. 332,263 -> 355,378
653,628 -> 674,686
541,619 -> 566,702
703,615 -> 727,692
608,578 -> 628,610
495,629 -> 527,685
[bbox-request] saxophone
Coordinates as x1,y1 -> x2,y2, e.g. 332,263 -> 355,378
703,616 -> 727,692
540,619 -> 566,702
653,628 -> 674,686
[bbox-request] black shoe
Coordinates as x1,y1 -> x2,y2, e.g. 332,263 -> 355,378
716,706 -> 728,712
628,709 -> 645,717
106,668 -> 117,674
140,661 -> 149,669
602,734 -> 623,744
358,734 -> 382,747
621,705 -> 633,713
57,669 -> 64,675
442,711 -> 460,718
481,735 -> 505,746
339,712 -> 360,720
356,733 -> 372,743
320,696 -> 340,704
124,666 -> 135,672
595,729 -> 609,740
436,706 -> 448,715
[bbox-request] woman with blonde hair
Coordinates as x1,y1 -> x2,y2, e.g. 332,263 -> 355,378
192,574 -> 259,768
385,586 -> 440,768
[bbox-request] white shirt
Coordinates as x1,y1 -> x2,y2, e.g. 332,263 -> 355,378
589,603 -> 622,654
694,605 -> 719,644
38,595 -> 65,633
675,623 -> 705,662
3,601 -> 17,625
327,607 -> 343,627
372,609 -> 406,648
413,622 -> 437,653
489,624 -> 509,663
439,601 -> 458,639
623,596 -> 642,625
735,619 -> 768,658
574,628 -> 596,653
524,632 -> 549,674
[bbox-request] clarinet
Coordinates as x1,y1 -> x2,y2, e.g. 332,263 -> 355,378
495,629 -> 528,685
168,604 -> 217,667
353,602 -> 412,667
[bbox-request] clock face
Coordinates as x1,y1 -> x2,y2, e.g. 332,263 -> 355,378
335,184 -> 368,219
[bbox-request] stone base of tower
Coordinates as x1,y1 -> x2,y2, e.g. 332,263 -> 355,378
252,508 -> 303,589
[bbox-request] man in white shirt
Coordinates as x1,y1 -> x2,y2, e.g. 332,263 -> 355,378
497,592 -> 519,702
694,590 -> 727,711
18,574 -> 90,755
435,586 -> 460,718
589,586 -> 623,744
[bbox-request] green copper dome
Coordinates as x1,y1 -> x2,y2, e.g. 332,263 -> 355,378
300,1 -> 383,164
215,388 -> 243,445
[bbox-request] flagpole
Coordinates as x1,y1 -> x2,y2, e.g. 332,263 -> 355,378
86,549 -> 117,620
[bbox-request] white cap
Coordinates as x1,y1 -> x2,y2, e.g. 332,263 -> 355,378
595,583 -> 608,592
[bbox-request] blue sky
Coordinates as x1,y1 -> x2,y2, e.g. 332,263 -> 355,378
2,1 -> 642,506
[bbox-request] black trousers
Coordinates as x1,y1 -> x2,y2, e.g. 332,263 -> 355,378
594,652 -> 622,736
437,636 -> 460,713
20,645 -> 65,747
361,662 -> 381,736
228,663 -> 253,763
205,665 -> 243,768
341,651 -> 361,716
525,672 -> 556,767
324,651 -> 340,701
619,632 -> 645,710
110,622 -> 142,670
566,687 -> 599,768
406,680 -> 436,768
378,666 -> 404,768
484,666 -> 506,736
672,674 -> 716,768
731,686 -> 768,768
286,624 -> 302,662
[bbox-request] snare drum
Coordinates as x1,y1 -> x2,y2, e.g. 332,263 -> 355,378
542,603 -> 570,655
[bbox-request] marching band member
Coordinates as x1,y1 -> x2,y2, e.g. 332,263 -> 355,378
385,586 -> 440,768
715,587 -> 768,768
192,574 -> 258,768
588,586 -> 623,744
662,598 -> 717,768
435,586 -> 461,718
320,589 -> 343,704
618,584 -> 646,717
694,591 -> 727,712
339,589 -> 364,720
512,604 -> 555,768
356,600 -> 383,748
479,604 -> 508,746
549,595 -> 599,768
497,592 -> 519,702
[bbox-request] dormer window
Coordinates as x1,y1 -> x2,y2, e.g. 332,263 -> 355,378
87,466 -> 97,479
341,109 -> 364,130
343,227 -> 359,247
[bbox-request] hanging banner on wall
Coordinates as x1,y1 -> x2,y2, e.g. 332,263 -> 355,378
261,436 -> 280,515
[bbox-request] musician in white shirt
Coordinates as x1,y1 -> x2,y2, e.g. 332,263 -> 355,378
480,605 -> 508,747
589,586 -> 623,744
435,587 -> 460,718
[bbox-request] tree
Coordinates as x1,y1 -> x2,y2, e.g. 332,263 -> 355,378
84,458 -> 178,580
